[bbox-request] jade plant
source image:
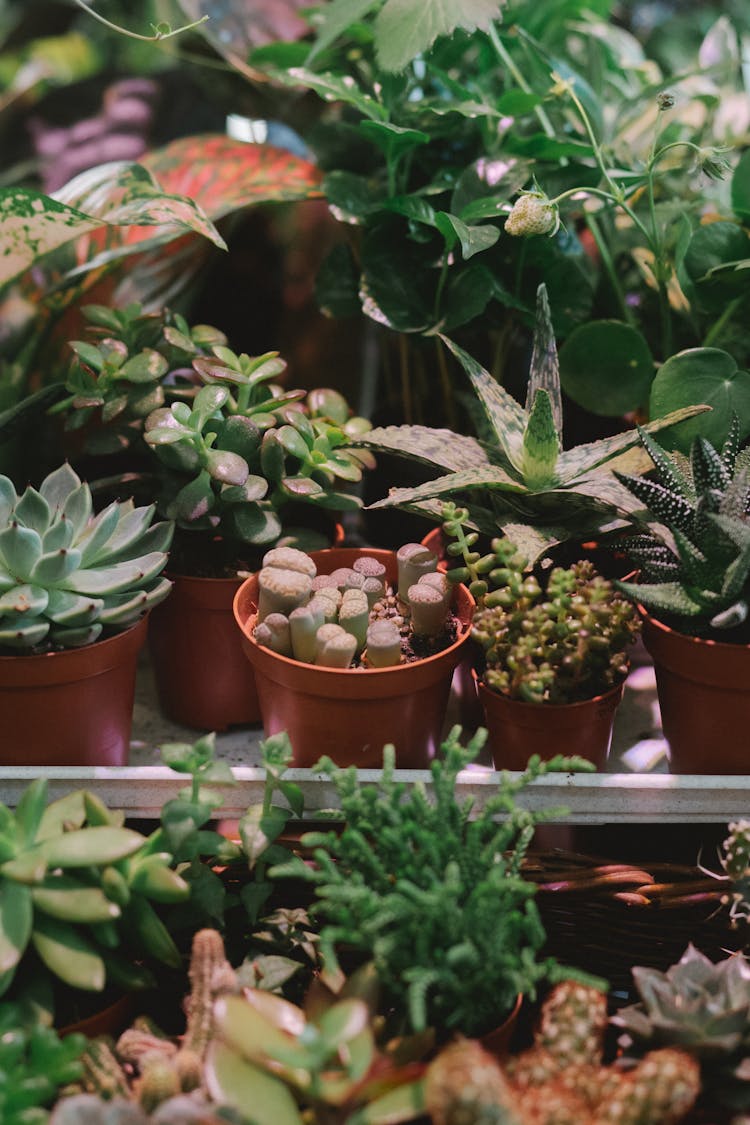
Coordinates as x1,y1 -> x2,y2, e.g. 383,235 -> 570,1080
0,462 -> 172,652
270,726 -> 598,1038
425,981 -> 700,1125
252,543 -> 460,668
348,284 -> 707,563
612,944 -> 750,1113
615,419 -> 750,639
0,779 -> 189,1013
0,1002 -> 87,1125
443,503 -> 640,704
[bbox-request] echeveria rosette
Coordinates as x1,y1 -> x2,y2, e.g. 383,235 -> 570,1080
614,420 -> 750,637
144,349 -> 372,550
0,464 -> 172,652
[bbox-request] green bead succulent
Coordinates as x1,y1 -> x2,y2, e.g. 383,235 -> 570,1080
615,419 -> 750,638
613,944 -> 750,1112
0,1003 -> 86,1125
144,347 -> 373,549
0,463 -> 172,652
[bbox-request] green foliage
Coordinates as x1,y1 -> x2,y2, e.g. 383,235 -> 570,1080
613,944 -> 750,1112
615,420 -> 750,637
0,462 -> 172,652
353,286 -> 705,562
0,1002 -> 86,1125
270,726 -> 596,1038
443,508 -> 640,703
0,779 -> 189,1009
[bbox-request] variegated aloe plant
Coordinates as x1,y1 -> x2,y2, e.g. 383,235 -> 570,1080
351,286 -> 707,563
0,463 -> 172,651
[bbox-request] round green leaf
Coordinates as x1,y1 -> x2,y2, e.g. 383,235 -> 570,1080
559,321 -> 654,415
649,347 -> 750,452
683,221 -> 750,309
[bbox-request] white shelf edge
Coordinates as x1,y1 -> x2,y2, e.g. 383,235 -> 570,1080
0,767 -> 745,822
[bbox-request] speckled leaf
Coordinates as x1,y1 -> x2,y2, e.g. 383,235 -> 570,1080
522,390 -> 560,490
617,580 -> 705,617
526,284 -> 562,436
0,584 -> 48,616
439,336 -> 526,472
369,465 -> 526,509
281,68 -> 388,122
350,426 -> 489,473
556,405 -> 709,483
0,189 -> 106,289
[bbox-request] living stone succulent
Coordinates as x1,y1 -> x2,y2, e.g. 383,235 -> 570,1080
615,419 -> 750,637
0,463 -> 172,651
613,944 -> 750,1111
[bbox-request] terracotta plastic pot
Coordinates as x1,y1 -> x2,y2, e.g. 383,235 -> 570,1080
643,612 -> 750,774
0,616 -> 147,766
233,548 -> 475,768
59,991 -> 135,1039
480,993 -> 523,1060
478,677 -> 624,771
149,574 -> 260,731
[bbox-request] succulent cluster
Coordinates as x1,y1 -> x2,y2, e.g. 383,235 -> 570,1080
270,727 -> 597,1038
50,302 -> 227,456
252,542 -> 457,668
443,506 -> 640,704
0,1002 -> 87,1125
616,419 -> 750,637
143,346 -> 372,550
0,463 -> 172,652
613,944 -> 750,1112
425,980 -> 700,1124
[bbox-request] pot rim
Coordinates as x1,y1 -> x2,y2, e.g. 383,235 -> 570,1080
476,670 -> 626,713
233,547 -> 474,680
640,605 -> 750,654
0,613 -> 148,670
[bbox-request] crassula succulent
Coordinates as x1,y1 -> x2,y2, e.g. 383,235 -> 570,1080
0,463 -> 172,651
252,543 -> 456,668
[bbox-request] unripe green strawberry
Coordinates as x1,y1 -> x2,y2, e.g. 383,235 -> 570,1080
505,192 -> 559,237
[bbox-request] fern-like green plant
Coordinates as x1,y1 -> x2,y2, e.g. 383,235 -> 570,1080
615,420 -> 750,637
349,285 -> 706,564
270,727 -> 598,1038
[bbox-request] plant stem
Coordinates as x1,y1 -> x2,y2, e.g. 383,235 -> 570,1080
584,212 -> 635,326
703,293 -> 747,348
72,0 -> 208,43
487,24 -> 556,139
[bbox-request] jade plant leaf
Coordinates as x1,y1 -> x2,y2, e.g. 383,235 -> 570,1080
205,1040 -> 305,1125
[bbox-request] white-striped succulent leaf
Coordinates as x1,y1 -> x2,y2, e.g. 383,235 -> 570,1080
0,465 -> 172,651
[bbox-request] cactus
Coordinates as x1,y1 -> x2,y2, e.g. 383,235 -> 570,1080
253,544 -> 461,669
183,929 -> 237,1060
720,820 -> 750,923
81,1038 -> 131,1100
0,463 -> 172,651
615,419 -> 750,638
535,980 -> 609,1067
425,1038 -> 519,1125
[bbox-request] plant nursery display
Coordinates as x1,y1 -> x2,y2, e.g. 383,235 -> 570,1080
442,503 -> 641,767
0,462 -> 172,764
233,542 -> 474,765
615,421 -> 750,772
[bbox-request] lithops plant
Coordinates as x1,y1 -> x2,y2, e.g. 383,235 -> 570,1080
252,543 -> 459,668
0,463 -> 172,651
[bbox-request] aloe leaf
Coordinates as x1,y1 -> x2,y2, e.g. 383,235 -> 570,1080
349,425 -> 490,473
522,389 -> 560,490
613,472 -> 695,532
0,524 -> 42,576
617,580 -> 705,617
42,826 -> 145,867
13,488 -> 50,536
0,584 -> 48,616
555,405 -> 710,483
32,881 -> 121,924
31,915 -> 105,991
0,881 -> 32,974
526,284 -> 562,436
691,436 -> 730,495
368,466 -> 527,510
439,336 -> 526,471
38,463 -> 79,514
30,548 -> 83,585
205,1041 -> 305,1125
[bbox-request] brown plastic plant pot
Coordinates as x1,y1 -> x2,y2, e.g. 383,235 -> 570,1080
642,611 -> 750,774
0,615 -> 148,767
148,574 -> 260,731
233,548 -> 475,768
478,676 -> 624,772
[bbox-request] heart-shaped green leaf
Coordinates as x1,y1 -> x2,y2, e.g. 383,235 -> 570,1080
650,348 -> 750,451
559,321 -> 655,415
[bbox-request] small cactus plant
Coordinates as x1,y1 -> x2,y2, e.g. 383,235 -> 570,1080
0,463 -> 172,651
443,505 -> 640,704
252,543 -> 463,669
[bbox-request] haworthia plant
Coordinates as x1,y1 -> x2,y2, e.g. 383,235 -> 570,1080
350,285 -> 708,562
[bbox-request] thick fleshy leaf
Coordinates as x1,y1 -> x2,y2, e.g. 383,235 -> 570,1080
0,881 -> 32,973
369,465 -> 526,509
42,826 -> 145,867
13,489 -> 50,536
527,285 -> 562,434
30,548 -> 83,586
32,880 -> 120,924
45,589 -> 102,626
522,390 -> 560,490
66,552 -> 167,595
31,914 -> 105,991
0,584 -> 48,616
205,1041 -> 305,1125
38,463 -> 81,515
0,524 -> 42,577
439,336 -> 526,472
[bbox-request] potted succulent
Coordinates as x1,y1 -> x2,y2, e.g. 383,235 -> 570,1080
443,504 -> 641,769
0,461 -> 171,765
615,420 -> 750,773
53,303 -> 373,731
232,542 -> 474,766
